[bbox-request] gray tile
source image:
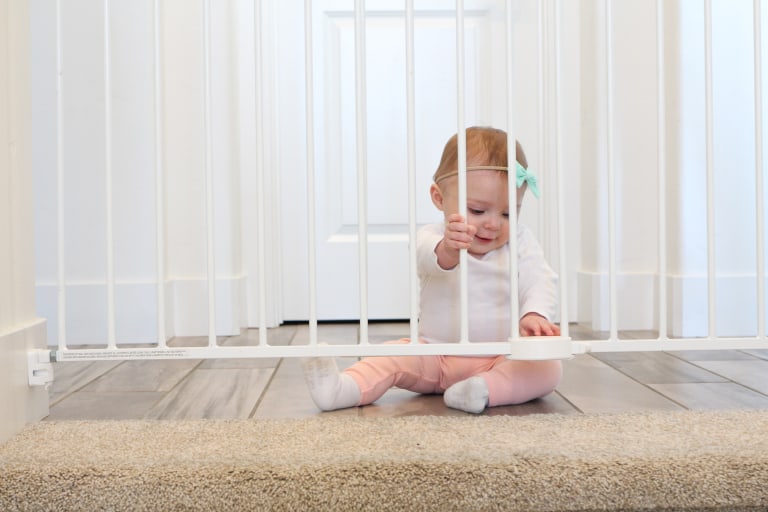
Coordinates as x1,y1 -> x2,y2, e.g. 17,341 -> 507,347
556,355 -> 682,413
145,368 -> 273,419
291,323 -> 360,346
252,358 -> 357,419
167,336 -> 213,347
615,330 -> 658,340
46,325 -> 768,421
741,349 -> 768,360
366,321 -> 414,343
668,350 -> 761,362
251,324 -> 362,417
592,352 -> 727,384
226,326 -> 297,347
82,359 -> 200,392
46,391 -> 165,420
486,392 -> 580,416
359,384 -> 579,417
49,360 -> 123,404
567,325 -> 655,341
648,382 -> 768,410
567,324 -> 609,341
360,391 -> 466,417
692,360 -> 768,395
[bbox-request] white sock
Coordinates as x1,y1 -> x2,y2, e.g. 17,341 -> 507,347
301,357 -> 361,411
443,376 -> 489,414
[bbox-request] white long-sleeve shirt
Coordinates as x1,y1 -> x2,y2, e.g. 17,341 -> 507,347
417,222 -> 558,344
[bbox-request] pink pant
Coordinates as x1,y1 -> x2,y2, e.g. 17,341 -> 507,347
344,339 -> 562,407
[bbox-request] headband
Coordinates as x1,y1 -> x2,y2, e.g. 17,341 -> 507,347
433,162 -> 541,198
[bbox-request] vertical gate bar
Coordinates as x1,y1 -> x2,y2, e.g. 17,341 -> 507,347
656,0 -> 668,341
605,0 -> 618,340
405,0 -> 419,344
537,0 -> 546,251
704,0 -> 716,338
104,0 -> 116,349
153,0 -> 167,348
304,0 -> 318,346
456,0 -> 469,344
553,0 -> 569,337
354,0 -> 369,345
505,0 -> 520,341
254,0 -> 268,345
535,2 -> 546,227
754,0 -> 765,338
202,0 -> 217,347
55,0 -> 67,350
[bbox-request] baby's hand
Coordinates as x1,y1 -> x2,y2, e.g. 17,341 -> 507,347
519,313 -> 561,337
443,214 -> 477,251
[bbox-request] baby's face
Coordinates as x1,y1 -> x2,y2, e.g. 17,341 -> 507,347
434,170 -> 526,256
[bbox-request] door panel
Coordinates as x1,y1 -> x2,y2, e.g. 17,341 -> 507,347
279,1 -> 507,320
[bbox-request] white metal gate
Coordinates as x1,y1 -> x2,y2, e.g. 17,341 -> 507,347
27,1 -> 768,385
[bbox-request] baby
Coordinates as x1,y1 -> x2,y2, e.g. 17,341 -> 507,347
302,126 -> 562,413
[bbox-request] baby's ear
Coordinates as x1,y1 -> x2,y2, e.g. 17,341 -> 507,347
430,183 -> 445,211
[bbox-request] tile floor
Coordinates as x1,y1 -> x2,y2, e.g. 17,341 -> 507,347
46,322 -> 768,420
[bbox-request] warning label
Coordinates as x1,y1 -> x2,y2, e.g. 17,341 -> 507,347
56,349 -> 191,361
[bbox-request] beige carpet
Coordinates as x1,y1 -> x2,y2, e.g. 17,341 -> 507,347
1,410 -> 767,511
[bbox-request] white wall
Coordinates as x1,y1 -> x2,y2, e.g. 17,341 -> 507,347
666,0 -> 765,337
577,0 -> 766,337
578,0 -> 664,332
0,0 -> 49,443
31,0 -> 246,344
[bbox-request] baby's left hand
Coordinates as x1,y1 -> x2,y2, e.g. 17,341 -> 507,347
519,313 -> 561,337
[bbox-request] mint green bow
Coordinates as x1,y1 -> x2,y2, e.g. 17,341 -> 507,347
516,162 -> 540,198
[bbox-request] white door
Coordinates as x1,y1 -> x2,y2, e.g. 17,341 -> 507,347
276,1 -> 519,321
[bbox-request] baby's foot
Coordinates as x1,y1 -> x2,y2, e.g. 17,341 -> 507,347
443,376 -> 489,414
301,357 -> 361,411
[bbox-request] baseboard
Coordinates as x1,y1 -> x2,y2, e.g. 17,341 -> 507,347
577,271 -> 764,337
576,271 -> 658,332
35,277 -> 246,345
0,318 -> 48,444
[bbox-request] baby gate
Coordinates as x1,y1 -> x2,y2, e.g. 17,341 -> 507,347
27,0 -> 768,385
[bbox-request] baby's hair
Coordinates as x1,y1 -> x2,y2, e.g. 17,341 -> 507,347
433,126 -> 528,184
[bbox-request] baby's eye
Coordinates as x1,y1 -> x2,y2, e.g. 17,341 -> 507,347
502,213 -> 509,219
468,208 -> 485,215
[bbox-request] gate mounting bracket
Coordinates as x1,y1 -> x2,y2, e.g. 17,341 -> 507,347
28,349 -> 54,388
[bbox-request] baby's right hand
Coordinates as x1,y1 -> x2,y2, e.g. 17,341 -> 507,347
443,214 -> 477,251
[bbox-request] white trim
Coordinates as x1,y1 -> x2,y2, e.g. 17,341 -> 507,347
0,317 -> 47,343
578,271 -> 768,338
0,319 -> 48,443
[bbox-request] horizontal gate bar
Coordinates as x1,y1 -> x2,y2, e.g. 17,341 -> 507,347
47,336 -> 768,363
